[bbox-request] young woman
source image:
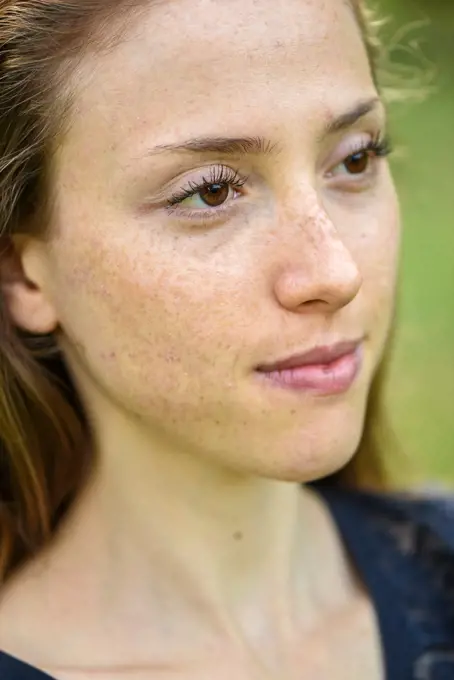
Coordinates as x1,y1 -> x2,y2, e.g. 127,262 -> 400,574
0,0 -> 453,678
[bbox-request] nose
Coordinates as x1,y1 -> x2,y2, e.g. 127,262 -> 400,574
273,205 -> 362,314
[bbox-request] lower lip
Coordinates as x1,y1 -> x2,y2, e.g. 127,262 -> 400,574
256,347 -> 362,396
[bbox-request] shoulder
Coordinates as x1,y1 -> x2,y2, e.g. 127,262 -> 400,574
314,479 -> 454,558
315,481 -> 454,679
316,481 -> 454,603
0,651 -> 54,679
329,483 -> 454,566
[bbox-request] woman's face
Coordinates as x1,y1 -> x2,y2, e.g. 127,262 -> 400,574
38,0 -> 400,480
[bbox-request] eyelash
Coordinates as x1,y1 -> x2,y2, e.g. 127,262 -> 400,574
167,165 -> 248,207
346,135 -> 392,164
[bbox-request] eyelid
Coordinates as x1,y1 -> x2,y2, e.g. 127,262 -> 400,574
322,131 -> 384,174
165,201 -> 239,222
142,165 -> 223,204
148,164 -> 248,205
168,165 -> 247,207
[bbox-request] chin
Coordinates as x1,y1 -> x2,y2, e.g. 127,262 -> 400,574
262,437 -> 361,484
264,448 -> 357,484
252,392 -> 368,482
224,407 -> 367,484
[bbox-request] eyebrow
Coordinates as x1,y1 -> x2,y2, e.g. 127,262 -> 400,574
146,97 -> 382,158
149,136 -> 278,157
324,97 -> 381,136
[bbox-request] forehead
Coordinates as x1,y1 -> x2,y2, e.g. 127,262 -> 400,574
63,0 -> 374,163
76,0 -> 370,92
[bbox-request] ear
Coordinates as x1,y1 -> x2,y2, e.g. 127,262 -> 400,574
0,236 -> 58,335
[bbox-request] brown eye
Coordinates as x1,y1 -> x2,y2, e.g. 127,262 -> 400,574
343,151 -> 370,175
198,183 -> 230,207
168,165 -> 247,213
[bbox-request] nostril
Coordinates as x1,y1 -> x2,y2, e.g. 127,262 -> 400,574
302,299 -> 326,308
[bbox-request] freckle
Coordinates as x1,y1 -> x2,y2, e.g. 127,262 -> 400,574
233,531 -> 243,542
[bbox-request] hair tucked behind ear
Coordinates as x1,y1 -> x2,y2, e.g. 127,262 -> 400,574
0,0 -> 393,585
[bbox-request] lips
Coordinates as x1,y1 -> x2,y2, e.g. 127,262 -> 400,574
256,340 -> 362,374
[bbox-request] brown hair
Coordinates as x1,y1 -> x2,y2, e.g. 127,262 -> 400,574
0,0 -> 393,584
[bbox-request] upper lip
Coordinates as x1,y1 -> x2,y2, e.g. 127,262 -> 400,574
256,339 -> 362,373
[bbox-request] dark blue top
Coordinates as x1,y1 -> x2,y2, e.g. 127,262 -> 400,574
1,482 -> 454,679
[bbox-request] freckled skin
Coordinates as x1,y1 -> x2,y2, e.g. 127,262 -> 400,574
0,1 -> 400,674
33,0 -> 401,483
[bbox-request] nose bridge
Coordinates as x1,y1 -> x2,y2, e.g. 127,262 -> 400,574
285,191 -> 353,268
307,204 -> 356,273
274,191 -> 362,312
301,199 -> 338,249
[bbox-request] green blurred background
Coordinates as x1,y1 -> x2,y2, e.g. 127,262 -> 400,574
376,0 -> 454,486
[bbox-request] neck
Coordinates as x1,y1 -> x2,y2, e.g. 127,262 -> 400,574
41,409 -> 356,668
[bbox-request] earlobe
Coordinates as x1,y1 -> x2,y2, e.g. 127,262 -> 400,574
0,237 -> 58,335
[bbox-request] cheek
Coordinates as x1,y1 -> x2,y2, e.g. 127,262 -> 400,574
49,227 -> 255,411
353,187 -> 401,341
366,191 -> 401,294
